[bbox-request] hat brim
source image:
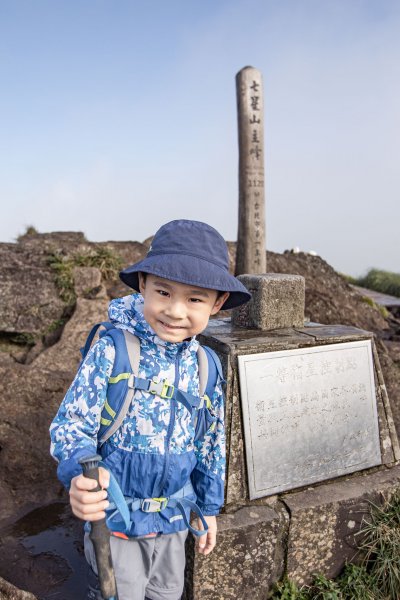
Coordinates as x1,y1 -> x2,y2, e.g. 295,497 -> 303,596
119,254 -> 251,310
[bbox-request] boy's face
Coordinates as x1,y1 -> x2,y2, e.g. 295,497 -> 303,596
139,274 -> 229,343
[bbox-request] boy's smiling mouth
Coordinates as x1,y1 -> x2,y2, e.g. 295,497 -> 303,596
159,321 -> 185,330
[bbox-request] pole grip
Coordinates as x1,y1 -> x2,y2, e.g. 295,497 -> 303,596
79,456 -> 118,600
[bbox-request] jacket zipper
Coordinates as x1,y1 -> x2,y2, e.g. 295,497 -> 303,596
157,348 -> 182,495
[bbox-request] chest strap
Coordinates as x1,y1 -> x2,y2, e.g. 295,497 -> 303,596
108,372 -> 211,413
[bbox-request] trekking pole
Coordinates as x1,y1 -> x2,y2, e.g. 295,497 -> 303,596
79,455 -> 119,600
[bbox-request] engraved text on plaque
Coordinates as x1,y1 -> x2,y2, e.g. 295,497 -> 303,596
238,341 -> 382,499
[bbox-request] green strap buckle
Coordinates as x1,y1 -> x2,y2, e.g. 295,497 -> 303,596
161,380 -> 174,399
141,497 -> 168,512
149,378 -> 175,399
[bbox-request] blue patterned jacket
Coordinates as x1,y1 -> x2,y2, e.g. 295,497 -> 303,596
50,294 -> 226,536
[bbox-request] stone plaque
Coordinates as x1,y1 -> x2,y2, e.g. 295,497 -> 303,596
238,341 -> 382,499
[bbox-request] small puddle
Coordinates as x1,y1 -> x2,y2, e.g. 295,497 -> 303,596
0,501 -> 87,599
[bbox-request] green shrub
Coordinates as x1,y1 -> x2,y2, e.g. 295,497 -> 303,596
356,268 -> 400,298
335,564 -> 377,600
16,225 -> 39,240
361,295 -> 375,308
271,566 -> 381,600
10,332 -> 36,346
48,253 -> 76,305
341,273 -> 358,285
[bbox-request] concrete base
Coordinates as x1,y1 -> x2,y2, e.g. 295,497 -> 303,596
183,504 -> 288,600
232,273 -> 305,330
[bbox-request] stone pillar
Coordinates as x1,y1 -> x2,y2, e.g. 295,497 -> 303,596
235,66 -> 266,275
234,67 -> 305,332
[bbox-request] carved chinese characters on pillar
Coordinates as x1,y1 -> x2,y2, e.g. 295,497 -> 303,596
236,66 -> 266,275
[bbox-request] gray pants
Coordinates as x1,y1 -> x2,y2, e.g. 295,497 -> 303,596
84,531 -> 188,600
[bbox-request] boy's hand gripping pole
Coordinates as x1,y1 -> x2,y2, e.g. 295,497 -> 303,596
79,455 -> 119,600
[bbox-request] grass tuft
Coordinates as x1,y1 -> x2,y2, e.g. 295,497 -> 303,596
356,493 -> 400,599
271,577 -> 309,599
360,296 -> 390,319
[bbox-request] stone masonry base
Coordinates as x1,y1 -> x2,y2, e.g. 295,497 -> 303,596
183,466 -> 400,599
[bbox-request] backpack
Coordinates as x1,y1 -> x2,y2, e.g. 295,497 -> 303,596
80,322 -> 224,446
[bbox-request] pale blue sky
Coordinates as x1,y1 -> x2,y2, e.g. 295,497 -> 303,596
1,0 -> 399,276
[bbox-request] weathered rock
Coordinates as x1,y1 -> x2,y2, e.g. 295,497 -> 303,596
284,464 -> 400,585
0,263 -> 65,336
0,577 -> 37,600
18,230 -> 87,250
0,260 -> 111,522
385,340 -> 400,364
33,297 -> 109,372
0,234 -> 148,355
183,504 -> 289,600
73,266 -> 106,298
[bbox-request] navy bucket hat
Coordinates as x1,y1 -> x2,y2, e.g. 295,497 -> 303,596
120,220 -> 251,310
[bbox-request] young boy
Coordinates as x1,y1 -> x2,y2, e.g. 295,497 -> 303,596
50,219 -> 251,600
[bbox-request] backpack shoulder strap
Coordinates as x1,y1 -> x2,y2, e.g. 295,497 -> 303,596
197,345 -> 224,401
80,321 -> 113,360
122,330 -> 140,376
197,346 -> 209,397
98,329 -> 141,445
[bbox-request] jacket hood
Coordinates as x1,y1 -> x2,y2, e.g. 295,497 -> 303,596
108,293 -> 199,356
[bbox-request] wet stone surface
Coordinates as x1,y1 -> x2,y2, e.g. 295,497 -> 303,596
0,502 -> 87,600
